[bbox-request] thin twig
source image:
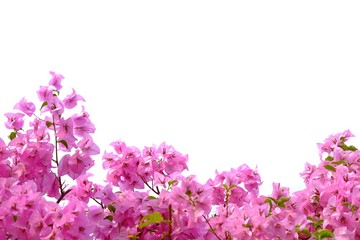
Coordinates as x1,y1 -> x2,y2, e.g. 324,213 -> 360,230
91,197 -> 105,209
138,174 -> 160,195
57,189 -> 72,204
203,215 -> 222,240
168,204 -> 172,240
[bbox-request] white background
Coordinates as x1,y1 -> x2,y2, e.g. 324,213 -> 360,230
1,1 -> 360,195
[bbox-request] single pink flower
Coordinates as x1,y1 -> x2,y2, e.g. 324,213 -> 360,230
36,85 -> 55,102
4,112 -> 25,130
72,111 -> 95,137
0,138 -> 11,161
42,97 -> 64,116
58,154 -> 71,177
77,135 -> 100,155
49,71 -> 64,90
56,117 -> 77,150
14,97 -> 36,116
63,88 -> 85,109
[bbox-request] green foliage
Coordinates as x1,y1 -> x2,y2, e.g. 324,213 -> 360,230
40,101 -> 48,111
313,229 -> 334,240
325,156 -> 333,161
9,131 -> 16,140
138,212 -> 165,229
107,204 -> 116,213
340,143 -> 358,151
46,121 -> 53,128
58,139 -> 68,149
324,164 -> 336,172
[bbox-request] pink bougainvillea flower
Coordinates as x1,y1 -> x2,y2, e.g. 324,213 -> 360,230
4,71 -> 360,239
56,117 -> 74,137
42,97 -> 65,116
77,135 -> 100,155
0,138 -> 11,161
4,112 -> 25,130
36,85 -> 55,102
63,88 -> 85,109
49,71 -> 64,90
92,183 -> 117,206
58,154 -> 71,177
69,173 -> 94,203
102,151 -> 119,169
0,138 -> 11,177
68,150 -> 94,179
42,172 -> 60,198
72,110 -> 96,137
56,117 -> 77,150
317,129 -> 354,156
58,150 -> 94,179
13,97 -> 36,116
55,200 -> 93,239
110,140 -> 127,155
270,182 -> 290,200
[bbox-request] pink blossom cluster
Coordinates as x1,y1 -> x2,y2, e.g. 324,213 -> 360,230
0,72 -> 359,239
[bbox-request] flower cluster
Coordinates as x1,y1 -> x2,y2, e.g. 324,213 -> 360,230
0,72 -> 359,239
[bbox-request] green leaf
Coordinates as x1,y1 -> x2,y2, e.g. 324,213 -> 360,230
339,143 -> 357,151
127,234 -> 140,240
108,204 -> 116,213
277,197 -> 290,208
185,189 -> 192,196
13,215 -> 18,222
104,215 -> 113,221
265,198 -> 273,206
147,196 -> 158,200
311,219 -> 324,229
168,180 -> 178,186
53,90 -> 60,96
299,228 -> 311,236
331,160 -> 346,165
342,202 -> 358,213
265,197 -> 277,203
325,156 -> 333,161
221,184 -> 236,191
340,143 -> 358,151
46,121 -> 53,128
324,165 -> 336,172
265,197 -> 275,217
307,216 -> 314,222
58,139 -> 69,149
313,229 -> 334,240
307,216 -> 325,230
138,212 -> 164,229
243,223 -> 253,229
295,226 -> 311,237
340,144 -> 349,151
210,228 -> 217,233
40,101 -> 48,111
9,131 -> 16,140
312,195 -> 320,202
348,145 -> 358,151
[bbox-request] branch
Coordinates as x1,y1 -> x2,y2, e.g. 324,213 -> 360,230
57,189 -> 72,204
91,197 -> 105,209
203,215 -> 222,240
168,204 -> 172,240
138,174 -> 160,195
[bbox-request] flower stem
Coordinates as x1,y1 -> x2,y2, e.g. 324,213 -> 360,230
203,215 -> 221,240
168,204 -> 172,240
